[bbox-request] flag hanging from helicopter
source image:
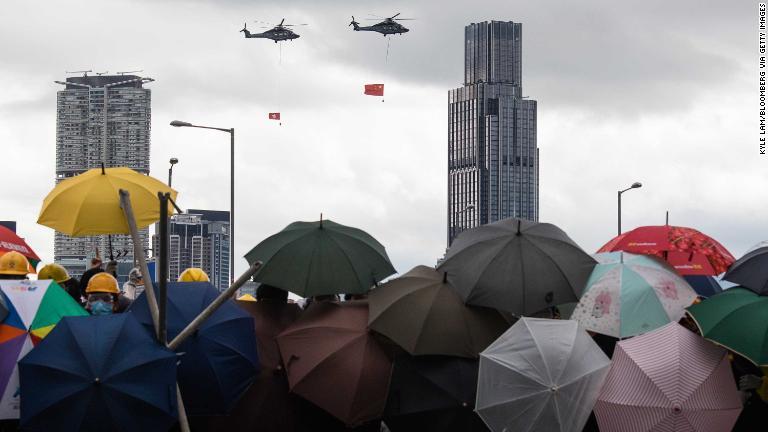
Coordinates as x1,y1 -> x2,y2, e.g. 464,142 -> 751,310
268,113 -> 281,120
364,84 -> 384,96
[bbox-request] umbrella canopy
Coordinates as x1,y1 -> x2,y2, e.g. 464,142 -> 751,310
598,225 -> 735,276
277,301 -> 392,426
0,225 -> 40,271
130,281 -> 259,415
594,323 -> 742,432
384,355 -> 487,432
722,244 -> 768,295
686,287 -> 768,366
237,293 -> 257,301
0,280 -> 87,419
37,166 -> 177,236
192,299 -> 302,432
476,318 -> 611,432
244,219 -> 396,297
571,252 -> 698,338
19,314 -> 178,432
683,275 -> 723,298
438,218 -> 597,316
369,265 -> 509,358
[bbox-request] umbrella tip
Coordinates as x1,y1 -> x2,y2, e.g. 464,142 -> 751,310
516,219 -> 522,236
442,271 -> 447,283
320,213 -> 323,228
100,162 -> 105,175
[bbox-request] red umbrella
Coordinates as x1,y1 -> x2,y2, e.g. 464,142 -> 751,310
277,301 -> 392,427
598,225 -> 734,275
0,225 -> 40,272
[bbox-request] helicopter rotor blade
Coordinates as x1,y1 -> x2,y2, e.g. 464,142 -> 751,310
283,24 -> 309,27
279,18 -> 285,26
394,18 -> 416,21
391,12 -> 401,19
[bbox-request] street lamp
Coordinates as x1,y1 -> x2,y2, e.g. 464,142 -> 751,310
168,158 -> 179,187
618,182 -> 642,235
170,120 -> 235,283
453,204 -> 475,239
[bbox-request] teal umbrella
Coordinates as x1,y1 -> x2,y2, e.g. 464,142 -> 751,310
244,219 -> 396,297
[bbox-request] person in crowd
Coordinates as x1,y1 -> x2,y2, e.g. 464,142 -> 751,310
178,267 -> 209,282
105,259 -> 118,278
78,257 -> 103,294
731,353 -> 768,430
37,263 -> 82,303
84,272 -> 127,316
122,267 -> 145,300
0,251 -> 31,280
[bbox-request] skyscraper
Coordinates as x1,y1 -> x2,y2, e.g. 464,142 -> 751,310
54,73 -> 154,280
447,21 -> 538,245
156,210 -> 231,291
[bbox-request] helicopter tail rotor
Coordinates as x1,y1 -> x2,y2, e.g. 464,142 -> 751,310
350,16 -> 360,29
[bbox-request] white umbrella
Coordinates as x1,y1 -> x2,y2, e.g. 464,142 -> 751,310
476,317 -> 611,432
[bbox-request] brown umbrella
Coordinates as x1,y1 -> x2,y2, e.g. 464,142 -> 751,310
193,299 -> 303,432
277,301 -> 393,427
369,266 -> 510,358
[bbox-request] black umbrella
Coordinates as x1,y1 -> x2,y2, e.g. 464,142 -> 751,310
723,245 -> 768,295
438,218 -> 596,316
384,355 -> 488,432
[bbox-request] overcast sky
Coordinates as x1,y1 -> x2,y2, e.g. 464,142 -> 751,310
0,0 -> 764,277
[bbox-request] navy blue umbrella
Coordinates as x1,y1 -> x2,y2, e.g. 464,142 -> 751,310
130,281 -> 259,415
19,314 -> 178,432
683,275 -> 723,298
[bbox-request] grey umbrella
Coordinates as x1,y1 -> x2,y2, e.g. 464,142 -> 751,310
723,244 -> 768,295
438,218 -> 596,316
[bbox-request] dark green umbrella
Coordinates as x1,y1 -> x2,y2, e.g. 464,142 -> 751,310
686,287 -> 768,366
245,219 -> 396,297
438,218 -> 597,316
369,266 -> 510,358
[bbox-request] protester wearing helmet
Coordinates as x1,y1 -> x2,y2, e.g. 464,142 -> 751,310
85,272 -> 122,316
0,251 -> 31,280
122,267 -> 145,300
178,267 -> 209,283
38,263 -> 82,303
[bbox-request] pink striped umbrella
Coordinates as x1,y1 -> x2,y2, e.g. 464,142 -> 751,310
594,323 -> 742,432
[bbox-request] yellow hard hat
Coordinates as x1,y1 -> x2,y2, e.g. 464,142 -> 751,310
38,263 -> 71,283
86,272 -> 120,294
178,268 -> 209,282
0,251 -> 31,276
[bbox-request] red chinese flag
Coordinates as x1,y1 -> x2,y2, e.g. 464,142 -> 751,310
364,84 -> 384,96
268,112 -> 281,120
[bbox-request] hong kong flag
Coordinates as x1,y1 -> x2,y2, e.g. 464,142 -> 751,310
268,112 -> 281,120
364,84 -> 384,96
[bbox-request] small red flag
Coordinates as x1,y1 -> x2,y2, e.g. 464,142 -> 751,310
364,84 -> 384,96
268,112 -> 281,120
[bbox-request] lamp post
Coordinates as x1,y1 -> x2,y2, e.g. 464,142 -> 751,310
453,204 -> 475,240
618,182 -> 642,235
170,120 -> 235,283
168,157 -> 179,187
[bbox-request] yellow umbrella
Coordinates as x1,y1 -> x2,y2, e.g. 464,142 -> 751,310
237,293 -> 257,302
37,166 -> 177,236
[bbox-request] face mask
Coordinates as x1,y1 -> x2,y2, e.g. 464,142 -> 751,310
90,300 -> 113,316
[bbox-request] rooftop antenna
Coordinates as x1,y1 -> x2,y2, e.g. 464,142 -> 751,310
65,69 -> 92,77
117,70 -> 144,75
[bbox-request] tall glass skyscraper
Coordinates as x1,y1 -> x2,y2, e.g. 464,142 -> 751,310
54,74 -> 154,281
448,21 -> 538,245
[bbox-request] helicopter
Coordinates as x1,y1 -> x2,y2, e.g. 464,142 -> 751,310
240,19 -> 307,42
349,13 -> 413,36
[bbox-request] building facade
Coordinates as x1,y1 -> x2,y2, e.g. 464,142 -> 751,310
448,21 -> 538,245
54,74 -> 154,281
157,210 -> 231,291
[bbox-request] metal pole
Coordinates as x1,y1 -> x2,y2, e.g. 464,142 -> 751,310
230,128 -> 235,284
176,384 -> 190,432
157,192 -> 170,345
168,166 -> 173,187
617,191 -> 622,236
119,190 -> 160,335
167,261 -> 261,351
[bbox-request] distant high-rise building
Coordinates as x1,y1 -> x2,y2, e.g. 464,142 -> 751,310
155,210 -> 231,291
447,21 -> 538,245
53,73 -> 154,281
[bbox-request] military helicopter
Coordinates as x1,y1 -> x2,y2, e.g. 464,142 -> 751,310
240,19 -> 307,42
349,13 -> 413,36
